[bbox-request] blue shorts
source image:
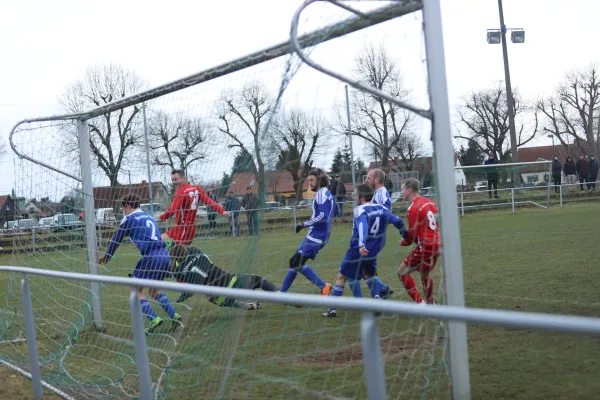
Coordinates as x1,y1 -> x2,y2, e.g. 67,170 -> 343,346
339,247 -> 377,280
296,238 -> 326,261
132,248 -> 171,281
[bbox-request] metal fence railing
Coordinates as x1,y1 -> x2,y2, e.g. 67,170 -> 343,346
2,265 -> 600,400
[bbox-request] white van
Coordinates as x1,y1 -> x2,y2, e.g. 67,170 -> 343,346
95,208 -> 117,225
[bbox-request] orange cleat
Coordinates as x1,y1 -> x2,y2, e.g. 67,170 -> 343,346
321,283 -> 332,296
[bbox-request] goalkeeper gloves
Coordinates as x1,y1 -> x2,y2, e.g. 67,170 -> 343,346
295,223 -> 305,233
176,292 -> 194,303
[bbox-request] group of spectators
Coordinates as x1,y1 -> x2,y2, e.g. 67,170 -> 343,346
219,187 -> 259,237
483,150 -> 600,196
551,154 -> 599,193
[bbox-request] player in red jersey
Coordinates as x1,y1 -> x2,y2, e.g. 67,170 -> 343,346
159,169 -> 230,246
397,177 -> 440,305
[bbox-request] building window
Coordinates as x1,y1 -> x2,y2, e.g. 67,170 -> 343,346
526,175 -> 538,184
5,205 -> 9,211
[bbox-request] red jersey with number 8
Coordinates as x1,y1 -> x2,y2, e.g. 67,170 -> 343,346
160,183 -> 225,227
405,196 -> 440,250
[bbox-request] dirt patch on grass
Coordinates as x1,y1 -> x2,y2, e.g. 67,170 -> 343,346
293,333 -> 446,368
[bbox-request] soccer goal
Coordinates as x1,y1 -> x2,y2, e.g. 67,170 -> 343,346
3,2 -> 462,399
454,160 -> 553,215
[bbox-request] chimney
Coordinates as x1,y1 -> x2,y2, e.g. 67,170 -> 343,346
142,180 -> 147,184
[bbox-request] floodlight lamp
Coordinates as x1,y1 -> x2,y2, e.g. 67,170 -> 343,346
487,30 -> 501,44
511,29 -> 525,43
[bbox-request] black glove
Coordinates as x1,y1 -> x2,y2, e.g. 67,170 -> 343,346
176,292 -> 194,303
295,224 -> 305,233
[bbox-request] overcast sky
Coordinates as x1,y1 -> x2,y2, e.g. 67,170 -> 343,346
1,0 -> 598,197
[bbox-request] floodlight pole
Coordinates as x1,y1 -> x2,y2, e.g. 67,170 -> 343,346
345,85 -> 357,199
497,0 -> 520,184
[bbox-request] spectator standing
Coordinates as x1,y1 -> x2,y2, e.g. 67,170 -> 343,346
551,156 -> 563,194
240,186 -> 259,235
206,190 -> 218,231
563,156 -> 576,192
575,154 -> 589,193
484,151 -> 500,199
329,175 -> 339,219
588,155 -> 599,192
334,175 -> 347,221
224,191 -> 241,236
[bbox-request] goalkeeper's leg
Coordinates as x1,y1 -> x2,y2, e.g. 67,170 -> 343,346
243,274 -> 279,292
212,296 -> 261,311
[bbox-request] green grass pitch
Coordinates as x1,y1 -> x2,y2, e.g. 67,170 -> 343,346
0,202 -> 599,399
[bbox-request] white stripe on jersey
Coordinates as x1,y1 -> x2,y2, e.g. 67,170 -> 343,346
373,187 -> 390,208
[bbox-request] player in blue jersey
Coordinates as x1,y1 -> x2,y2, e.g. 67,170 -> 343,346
280,168 -> 333,296
323,183 -> 406,317
98,194 -> 181,335
346,168 -> 394,299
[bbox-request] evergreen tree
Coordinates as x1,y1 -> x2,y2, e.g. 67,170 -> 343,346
219,149 -> 255,198
330,148 -> 345,174
219,173 -> 231,198
341,145 -> 353,171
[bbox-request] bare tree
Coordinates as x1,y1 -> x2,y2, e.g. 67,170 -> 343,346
60,63 -> 146,202
148,111 -> 210,175
455,83 -> 537,162
537,65 -> 600,157
217,82 -> 273,205
273,109 -> 328,201
0,140 -> 6,160
341,44 -> 420,169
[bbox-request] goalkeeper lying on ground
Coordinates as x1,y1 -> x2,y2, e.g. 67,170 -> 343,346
168,244 -> 279,310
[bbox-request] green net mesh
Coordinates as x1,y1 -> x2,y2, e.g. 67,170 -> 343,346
2,2 -> 451,399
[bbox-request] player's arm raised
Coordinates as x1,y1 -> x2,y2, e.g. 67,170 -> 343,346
159,191 -> 184,220
197,187 -> 229,216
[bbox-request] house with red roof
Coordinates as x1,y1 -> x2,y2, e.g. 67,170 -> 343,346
92,181 -> 169,209
228,170 -> 353,204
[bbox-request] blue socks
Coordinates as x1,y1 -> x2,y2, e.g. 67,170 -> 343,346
366,277 -> 381,298
348,279 -> 363,298
280,269 -> 298,292
140,298 -> 157,321
155,292 -> 176,319
328,284 -> 345,313
281,265 -> 326,292
300,265 -> 326,289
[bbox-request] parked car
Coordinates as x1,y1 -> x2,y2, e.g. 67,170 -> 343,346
140,203 -> 165,219
51,213 -> 83,231
264,201 -> 292,212
297,199 -> 314,209
196,206 -> 208,219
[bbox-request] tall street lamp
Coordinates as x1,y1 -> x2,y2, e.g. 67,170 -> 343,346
548,134 -> 555,157
487,0 -> 524,182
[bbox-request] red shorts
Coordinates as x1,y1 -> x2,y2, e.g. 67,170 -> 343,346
165,225 -> 196,246
404,245 -> 439,272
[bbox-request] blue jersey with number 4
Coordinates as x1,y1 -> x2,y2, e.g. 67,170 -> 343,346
104,210 -> 165,259
349,203 -> 405,254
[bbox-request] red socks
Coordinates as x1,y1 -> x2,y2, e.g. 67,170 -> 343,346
401,275 -> 423,303
422,277 -> 434,304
